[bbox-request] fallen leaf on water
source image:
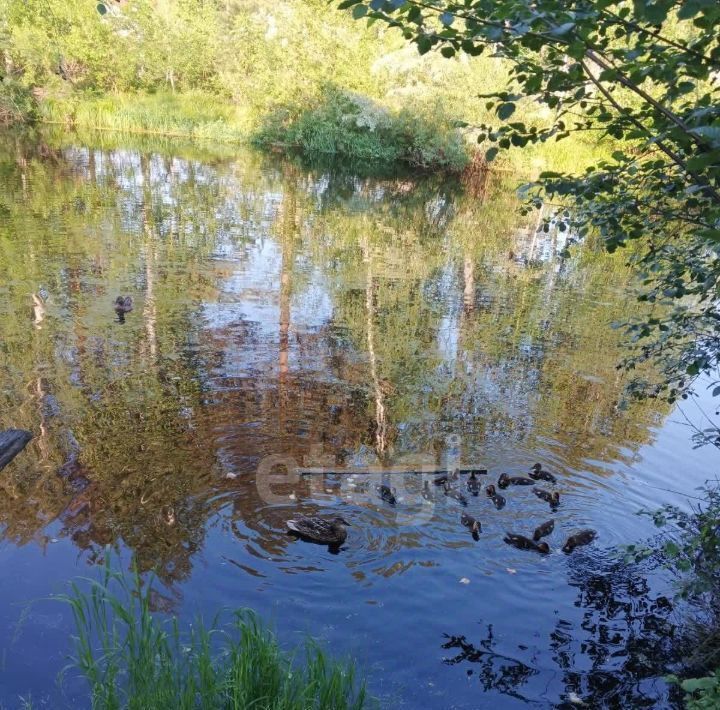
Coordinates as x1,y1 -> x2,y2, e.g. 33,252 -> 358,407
288,493 -> 296,500
459,577 -> 470,584
568,691 -> 586,705
506,568 -> 517,574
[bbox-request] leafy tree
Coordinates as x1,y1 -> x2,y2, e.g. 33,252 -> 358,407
336,0 -> 720,402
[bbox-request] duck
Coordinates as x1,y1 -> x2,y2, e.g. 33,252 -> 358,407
461,512 -> 481,537
485,484 -> 506,510
114,295 -> 133,314
497,473 -> 511,489
533,519 -> 555,541
562,529 -> 597,553
534,488 -> 560,508
466,471 -> 482,496
286,515 -> 350,545
504,532 -> 550,554
377,484 -> 397,505
444,481 -> 468,506
433,474 -> 449,487
529,463 -> 557,483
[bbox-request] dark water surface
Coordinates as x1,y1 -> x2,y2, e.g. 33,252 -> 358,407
0,132 -> 716,708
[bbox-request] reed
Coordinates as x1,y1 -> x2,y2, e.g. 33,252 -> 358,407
60,560 -> 369,710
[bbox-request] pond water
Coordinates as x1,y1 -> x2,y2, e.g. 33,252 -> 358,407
0,131 -> 717,708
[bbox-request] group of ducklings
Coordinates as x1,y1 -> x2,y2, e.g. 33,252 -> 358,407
285,462 -> 597,555
453,462 -> 596,555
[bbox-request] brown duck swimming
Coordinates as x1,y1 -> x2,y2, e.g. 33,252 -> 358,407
529,463 -> 557,483
534,488 -> 560,508
286,515 -> 350,545
461,512 -> 481,538
533,519 -> 555,541
377,484 -> 397,505
486,484 -> 506,509
497,473 -> 511,489
422,479 -> 433,502
504,532 -> 550,554
466,471 -> 482,496
562,529 -> 597,553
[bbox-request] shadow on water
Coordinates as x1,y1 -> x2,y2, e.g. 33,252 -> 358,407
441,551 -> 687,708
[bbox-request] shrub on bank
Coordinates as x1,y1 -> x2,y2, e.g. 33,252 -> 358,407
0,79 -> 37,125
254,87 -> 469,172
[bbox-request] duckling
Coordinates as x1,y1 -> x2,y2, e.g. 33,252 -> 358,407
529,463 -> 557,483
421,479 -> 433,502
533,519 -> 555,541
114,295 -> 133,314
433,474 -> 449,487
534,488 -> 560,508
466,471 -> 482,496
504,532 -> 550,554
461,512 -> 481,538
376,484 -> 397,506
508,476 -> 536,486
562,529 -> 596,553
287,515 -> 350,545
485,484 -> 506,510
444,481 -> 468,506
497,473 -> 511,489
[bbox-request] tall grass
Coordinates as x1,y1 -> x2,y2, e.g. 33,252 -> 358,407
40,92 -> 249,144
61,561 -> 369,709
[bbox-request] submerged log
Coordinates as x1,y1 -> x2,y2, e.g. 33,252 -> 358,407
0,429 -> 33,471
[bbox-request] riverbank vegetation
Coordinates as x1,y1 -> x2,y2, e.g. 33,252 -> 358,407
0,0 -> 608,173
62,561 -> 369,709
338,0 -> 720,401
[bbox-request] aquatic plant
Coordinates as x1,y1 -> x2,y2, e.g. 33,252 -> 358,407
61,560 -> 369,709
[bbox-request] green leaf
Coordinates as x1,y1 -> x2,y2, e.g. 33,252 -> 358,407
664,541 -> 680,557
497,103 -> 516,120
337,0 -> 361,8
682,677 -> 719,693
485,147 -> 499,162
416,35 -> 432,54
440,46 -> 456,58
693,126 -> 720,146
96,2 -> 107,14
352,5 -> 368,19
677,0 -> 702,19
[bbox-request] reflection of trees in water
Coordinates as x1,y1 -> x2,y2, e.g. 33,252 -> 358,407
0,134 -> 673,592
441,554 -> 686,707
442,627 -> 538,703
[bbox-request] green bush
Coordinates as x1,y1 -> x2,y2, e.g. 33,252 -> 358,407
61,560 -> 370,710
0,78 -> 37,124
254,87 -> 469,171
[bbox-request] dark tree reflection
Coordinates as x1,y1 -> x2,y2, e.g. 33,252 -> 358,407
441,553 -> 687,708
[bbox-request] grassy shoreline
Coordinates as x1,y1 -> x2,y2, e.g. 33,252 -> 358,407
25,89 -> 610,180
61,561 -> 371,710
